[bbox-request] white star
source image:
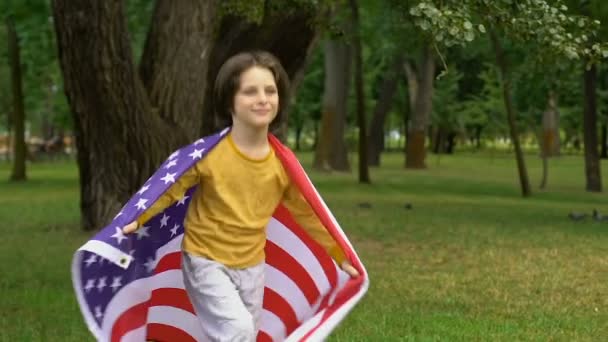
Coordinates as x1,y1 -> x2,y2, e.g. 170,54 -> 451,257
194,138 -> 205,145
189,148 -> 204,160
135,198 -> 148,210
170,224 -> 180,237
94,306 -> 103,319
135,225 -> 150,240
164,160 -> 177,169
97,277 -> 107,292
169,150 -> 180,160
128,249 -> 136,256
84,279 -> 96,292
161,172 -> 177,184
144,257 -> 156,273
111,226 -> 127,244
110,276 -> 122,292
177,195 -> 190,206
84,254 -> 97,267
160,214 -> 170,228
137,184 -> 150,195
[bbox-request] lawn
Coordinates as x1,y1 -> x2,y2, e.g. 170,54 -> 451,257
1,151 -> 607,341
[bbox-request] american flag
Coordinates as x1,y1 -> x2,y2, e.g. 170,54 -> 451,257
71,127 -> 369,341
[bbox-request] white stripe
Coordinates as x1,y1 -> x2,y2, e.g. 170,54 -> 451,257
101,270 -> 185,336
156,234 -> 183,260
260,309 -> 287,341
284,308 -> 324,342
78,240 -> 133,269
148,305 -> 207,341
72,252 -> 103,341
263,265 -> 311,322
267,218 -> 331,295
304,280 -> 369,341
120,326 -> 145,342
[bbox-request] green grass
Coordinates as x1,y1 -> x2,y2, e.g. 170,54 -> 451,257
1,151 -> 607,341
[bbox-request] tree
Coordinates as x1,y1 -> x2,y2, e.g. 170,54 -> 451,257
313,38 -> 352,171
51,0 -> 326,230
404,43 -> 436,169
348,0 -> 370,183
368,53 -> 403,165
6,17 -> 26,181
409,0 -> 608,196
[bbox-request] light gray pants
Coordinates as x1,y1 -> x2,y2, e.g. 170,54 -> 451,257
181,252 -> 265,342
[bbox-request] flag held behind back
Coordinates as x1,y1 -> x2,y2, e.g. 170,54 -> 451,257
71,127 -> 369,341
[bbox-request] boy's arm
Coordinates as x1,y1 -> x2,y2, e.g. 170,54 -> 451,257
282,182 -> 347,266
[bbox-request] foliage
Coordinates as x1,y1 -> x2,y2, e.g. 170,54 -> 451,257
409,0 -> 608,65
0,0 -> 69,135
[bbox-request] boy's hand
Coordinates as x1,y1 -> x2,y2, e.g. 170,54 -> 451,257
122,221 -> 139,234
340,260 -> 360,278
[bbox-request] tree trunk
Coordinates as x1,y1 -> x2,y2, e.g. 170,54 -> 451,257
52,0 -> 321,230
489,29 -> 531,197
601,123 -> 607,159
405,44 -> 435,169
368,53 -> 403,166
541,91 -> 560,157
7,17 -> 27,182
348,0 -> 370,183
52,0 -> 175,229
582,63 -> 602,192
539,154 -> 548,190
139,0 -> 218,142
313,40 -> 351,171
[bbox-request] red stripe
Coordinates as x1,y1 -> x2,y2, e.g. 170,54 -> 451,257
154,251 -> 181,274
149,288 -> 195,314
301,278 -> 366,341
273,205 -> 338,289
257,330 -> 273,342
262,287 -> 300,335
147,323 -> 197,342
110,301 -> 148,342
270,136 -> 363,274
265,241 -> 320,304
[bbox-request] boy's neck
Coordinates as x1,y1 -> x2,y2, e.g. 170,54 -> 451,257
229,123 -> 270,158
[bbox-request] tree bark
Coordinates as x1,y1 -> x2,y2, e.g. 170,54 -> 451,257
52,0 -> 175,229
313,40 -> 351,171
541,91 -> 560,157
368,53 -> 403,166
601,123 -> 607,159
582,63 -> 602,192
405,44 -> 435,169
139,0 -> 218,142
7,17 -> 27,182
489,29 -> 531,197
348,0 -> 370,183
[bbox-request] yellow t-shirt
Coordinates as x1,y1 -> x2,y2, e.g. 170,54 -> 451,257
137,133 -> 346,268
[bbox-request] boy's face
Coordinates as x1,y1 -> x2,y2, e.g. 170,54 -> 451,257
232,66 -> 279,130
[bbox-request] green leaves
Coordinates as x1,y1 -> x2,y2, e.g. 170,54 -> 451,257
409,2 -> 483,47
409,0 -> 608,65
